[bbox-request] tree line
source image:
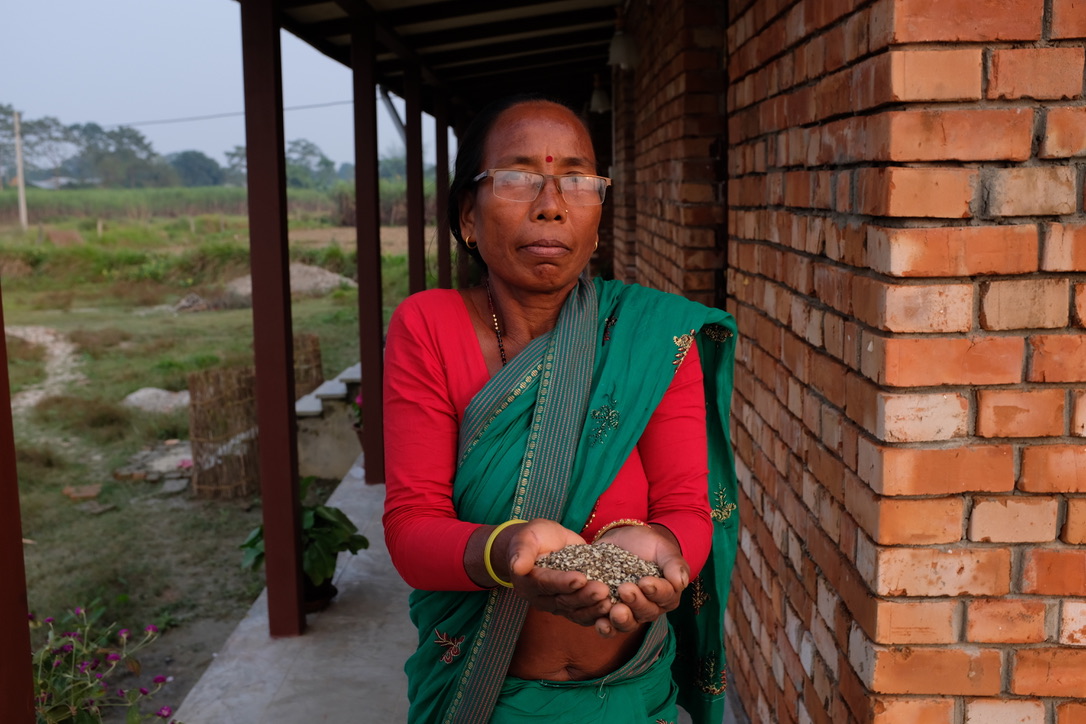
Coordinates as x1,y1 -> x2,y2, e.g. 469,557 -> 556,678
0,103 -> 431,198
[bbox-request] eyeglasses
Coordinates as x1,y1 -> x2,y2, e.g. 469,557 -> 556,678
473,169 -> 612,206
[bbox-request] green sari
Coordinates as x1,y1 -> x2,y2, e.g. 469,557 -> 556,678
404,277 -> 738,724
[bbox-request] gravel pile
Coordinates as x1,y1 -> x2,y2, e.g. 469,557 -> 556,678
536,542 -> 661,602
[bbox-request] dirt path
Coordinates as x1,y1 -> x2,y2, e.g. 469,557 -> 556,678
5,325 -> 84,413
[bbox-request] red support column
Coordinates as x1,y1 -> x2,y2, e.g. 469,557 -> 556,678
405,67 -> 426,294
239,0 -> 304,637
0,279 -> 34,723
434,97 -> 451,289
351,19 -> 385,486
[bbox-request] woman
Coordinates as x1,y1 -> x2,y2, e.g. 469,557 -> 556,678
383,95 -> 738,724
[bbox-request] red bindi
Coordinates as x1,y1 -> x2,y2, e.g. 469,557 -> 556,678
545,155 -> 553,163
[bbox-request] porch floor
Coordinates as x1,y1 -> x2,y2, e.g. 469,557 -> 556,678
175,457 -> 745,723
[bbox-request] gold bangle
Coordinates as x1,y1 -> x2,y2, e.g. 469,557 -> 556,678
592,518 -> 649,543
483,519 -> 526,588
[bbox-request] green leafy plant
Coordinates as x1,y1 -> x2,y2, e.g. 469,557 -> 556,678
239,476 -> 368,587
29,605 -> 181,724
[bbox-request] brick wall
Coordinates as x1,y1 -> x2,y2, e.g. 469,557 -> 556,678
711,0 -> 1086,722
614,0 -> 727,306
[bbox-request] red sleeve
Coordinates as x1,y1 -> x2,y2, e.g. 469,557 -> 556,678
642,341 -> 713,577
382,294 -> 485,591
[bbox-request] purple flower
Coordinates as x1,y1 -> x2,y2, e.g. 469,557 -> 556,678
145,624 -> 159,634
155,705 -> 173,718
73,607 -> 84,616
52,660 -> 62,668
153,675 -> 168,684
117,629 -> 130,640
44,617 -> 54,624
106,652 -> 121,662
355,393 -> 363,406
139,687 -> 150,695
28,612 -> 35,621
117,688 -> 126,697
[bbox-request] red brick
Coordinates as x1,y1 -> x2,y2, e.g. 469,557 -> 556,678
976,388 -> 1067,438
852,277 -> 972,333
891,0 -> 1043,42
857,166 -> 976,218
1058,702 -> 1086,724
1029,335 -> 1086,382
1021,445 -> 1086,493
882,497 -> 964,545
875,547 -> 1011,597
879,108 -> 1033,161
867,224 -> 1039,277
874,599 -> 959,644
1042,107 -> 1086,158
966,598 -> 1048,644
988,167 -> 1077,216
889,49 -> 983,101
869,645 -> 1003,696
1066,498 -> 1086,544
871,697 -> 955,724
1060,601 -> 1086,646
879,391 -> 968,442
1021,548 -> 1086,595
989,47 -> 1086,100
1077,284 -> 1086,328
965,699 -> 1045,724
969,495 -> 1060,542
1012,648 -> 1086,697
1052,0 -> 1086,38
1042,222 -> 1086,272
1075,391 -> 1086,437
858,441 -> 1015,495
867,336 -> 1024,386
981,279 -> 1070,330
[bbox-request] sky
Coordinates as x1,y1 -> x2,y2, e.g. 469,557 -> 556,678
5,0 -> 445,169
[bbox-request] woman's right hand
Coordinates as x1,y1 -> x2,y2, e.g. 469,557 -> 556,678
490,519 -> 615,625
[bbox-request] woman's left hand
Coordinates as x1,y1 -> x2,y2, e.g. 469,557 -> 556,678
591,523 -> 690,637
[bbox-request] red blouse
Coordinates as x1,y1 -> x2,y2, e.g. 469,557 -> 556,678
382,289 -> 712,590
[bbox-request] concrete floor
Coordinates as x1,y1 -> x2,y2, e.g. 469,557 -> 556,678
175,460 -> 747,723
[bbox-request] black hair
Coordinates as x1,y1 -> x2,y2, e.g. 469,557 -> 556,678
447,93 -> 590,270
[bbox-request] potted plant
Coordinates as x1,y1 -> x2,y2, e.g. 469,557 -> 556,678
240,476 -> 368,611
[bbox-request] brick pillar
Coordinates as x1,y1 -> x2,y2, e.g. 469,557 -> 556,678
626,0 -> 726,304
724,0 -> 1086,722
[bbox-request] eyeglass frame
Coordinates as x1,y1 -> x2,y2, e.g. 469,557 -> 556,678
472,168 -> 613,205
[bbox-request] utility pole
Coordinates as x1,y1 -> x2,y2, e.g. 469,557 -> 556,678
14,111 -> 28,232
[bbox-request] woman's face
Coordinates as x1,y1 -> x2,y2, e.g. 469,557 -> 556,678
460,101 -> 601,295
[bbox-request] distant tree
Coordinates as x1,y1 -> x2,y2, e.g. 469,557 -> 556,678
68,123 -> 176,188
337,162 -> 354,181
169,150 -> 224,187
0,103 -> 15,187
23,116 -> 77,187
224,145 -> 247,185
286,138 -> 335,190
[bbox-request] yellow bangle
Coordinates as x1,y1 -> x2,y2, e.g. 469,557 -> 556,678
483,519 -> 526,588
592,518 -> 648,543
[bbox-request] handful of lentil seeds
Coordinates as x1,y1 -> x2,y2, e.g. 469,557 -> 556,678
535,542 -> 662,602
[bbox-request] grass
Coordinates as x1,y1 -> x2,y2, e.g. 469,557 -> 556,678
2,216 -> 418,656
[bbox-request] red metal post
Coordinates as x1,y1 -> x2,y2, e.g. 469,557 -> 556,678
239,0 -> 304,637
351,19 -> 385,485
0,279 -> 35,723
405,67 -> 426,294
434,97 -> 451,289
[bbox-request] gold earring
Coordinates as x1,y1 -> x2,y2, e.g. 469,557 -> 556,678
465,234 -> 477,250
594,240 -> 599,250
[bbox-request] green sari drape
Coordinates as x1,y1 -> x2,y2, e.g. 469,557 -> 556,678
404,277 -> 738,724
